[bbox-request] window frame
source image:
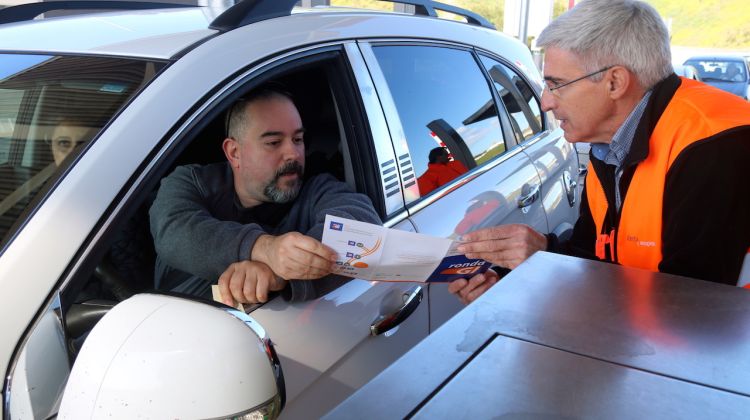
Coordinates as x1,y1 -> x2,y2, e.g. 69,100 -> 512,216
361,40 -> 519,207
477,52 -> 546,146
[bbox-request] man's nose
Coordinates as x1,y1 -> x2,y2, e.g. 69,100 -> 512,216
281,138 -> 304,160
540,87 -> 556,112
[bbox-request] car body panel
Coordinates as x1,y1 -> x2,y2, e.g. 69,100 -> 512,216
0,6 -> 579,419
253,279 -> 428,419
521,129 -> 580,234
0,8 -> 216,58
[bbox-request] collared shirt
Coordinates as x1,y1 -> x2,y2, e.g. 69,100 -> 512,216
590,90 -> 652,210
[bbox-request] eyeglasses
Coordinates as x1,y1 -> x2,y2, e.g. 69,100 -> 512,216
544,65 -> 614,95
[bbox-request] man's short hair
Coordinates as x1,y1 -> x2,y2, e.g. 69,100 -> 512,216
428,147 -> 448,164
225,83 -> 295,140
537,0 -> 673,89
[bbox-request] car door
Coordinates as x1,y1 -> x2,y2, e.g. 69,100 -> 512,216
241,46 -> 430,420
3,42 -> 430,420
358,42 -> 549,330
477,54 -> 580,240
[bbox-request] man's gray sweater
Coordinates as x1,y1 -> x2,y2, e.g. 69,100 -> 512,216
149,162 -> 381,301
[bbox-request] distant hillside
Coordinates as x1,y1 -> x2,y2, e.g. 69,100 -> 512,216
646,0 -> 750,48
330,0 -> 749,49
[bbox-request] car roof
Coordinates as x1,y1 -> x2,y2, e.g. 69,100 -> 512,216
0,2 -> 495,60
684,54 -> 747,63
0,6 -> 218,59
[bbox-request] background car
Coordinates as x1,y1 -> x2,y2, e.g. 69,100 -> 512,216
0,0 -> 580,418
673,63 -> 702,81
683,54 -> 750,99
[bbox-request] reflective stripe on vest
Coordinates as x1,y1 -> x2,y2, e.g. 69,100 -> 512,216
587,78 -> 750,282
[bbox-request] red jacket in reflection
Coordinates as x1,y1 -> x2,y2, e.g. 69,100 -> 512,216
417,160 -> 468,195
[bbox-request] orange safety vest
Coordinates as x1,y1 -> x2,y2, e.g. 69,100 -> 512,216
587,78 -> 750,288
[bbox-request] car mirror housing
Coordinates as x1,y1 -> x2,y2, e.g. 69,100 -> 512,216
57,293 -> 284,419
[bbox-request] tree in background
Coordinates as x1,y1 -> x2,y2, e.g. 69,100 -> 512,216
331,0 -> 568,35
330,0 -> 749,49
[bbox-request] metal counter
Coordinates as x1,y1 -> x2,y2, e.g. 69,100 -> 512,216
325,251 -> 750,419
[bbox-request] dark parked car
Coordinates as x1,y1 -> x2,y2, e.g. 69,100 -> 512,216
684,55 -> 750,99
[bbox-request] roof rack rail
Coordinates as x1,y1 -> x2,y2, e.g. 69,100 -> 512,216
210,0 -> 297,32
381,0 -> 495,29
0,1 -> 196,25
208,0 -> 494,33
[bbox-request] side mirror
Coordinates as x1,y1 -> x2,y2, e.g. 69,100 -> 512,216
58,293 -> 284,419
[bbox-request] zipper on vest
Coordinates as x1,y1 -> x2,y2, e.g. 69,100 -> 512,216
595,229 -> 616,260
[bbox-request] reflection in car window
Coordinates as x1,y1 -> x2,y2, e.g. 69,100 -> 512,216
684,59 -> 747,82
480,55 -> 542,142
372,45 -> 507,201
0,54 -> 165,247
0,88 -> 23,165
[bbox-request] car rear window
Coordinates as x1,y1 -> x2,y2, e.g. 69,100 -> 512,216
0,53 -> 165,248
684,59 -> 747,82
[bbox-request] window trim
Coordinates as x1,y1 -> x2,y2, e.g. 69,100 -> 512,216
361,40 -> 517,208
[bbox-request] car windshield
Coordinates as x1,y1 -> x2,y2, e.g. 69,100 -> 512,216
0,53 -> 165,248
684,59 -> 747,82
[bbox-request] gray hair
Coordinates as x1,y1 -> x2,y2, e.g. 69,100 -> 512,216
537,0 -> 672,89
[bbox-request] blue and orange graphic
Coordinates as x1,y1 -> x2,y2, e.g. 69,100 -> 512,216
342,237 -> 382,268
426,255 -> 491,282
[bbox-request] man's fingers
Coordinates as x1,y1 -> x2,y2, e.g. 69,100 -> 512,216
285,252 -> 333,278
218,266 -> 236,306
284,233 -> 337,261
464,249 -> 515,266
465,279 -> 496,303
448,278 -> 468,294
255,274 -> 270,303
265,233 -> 337,279
229,269 -> 251,304
452,272 -> 500,305
460,225 -> 518,243
241,270 -> 259,304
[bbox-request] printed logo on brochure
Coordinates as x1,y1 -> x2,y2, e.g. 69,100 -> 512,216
329,221 -> 343,231
427,256 -> 491,282
440,265 -> 483,275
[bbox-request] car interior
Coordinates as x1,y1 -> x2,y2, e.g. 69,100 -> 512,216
57,50 -> 381,358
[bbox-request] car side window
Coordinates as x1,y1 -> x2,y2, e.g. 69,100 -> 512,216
371,45 -> 509,200
0,54 -> 164,247
479,55 -> 543,142
0,88 -> 24,165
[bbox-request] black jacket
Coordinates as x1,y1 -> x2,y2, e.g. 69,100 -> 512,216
553,74 -> 750,285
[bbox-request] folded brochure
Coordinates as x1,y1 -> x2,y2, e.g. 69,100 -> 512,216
322,214 -> 491,282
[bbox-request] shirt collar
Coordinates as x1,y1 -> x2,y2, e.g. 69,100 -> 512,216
591,90 -> 652,166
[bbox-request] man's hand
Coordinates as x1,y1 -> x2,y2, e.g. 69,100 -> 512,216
457,224 -> 547,269
448,270 -> 500,305
218,261 -> 286,306
252,232 -> 337,280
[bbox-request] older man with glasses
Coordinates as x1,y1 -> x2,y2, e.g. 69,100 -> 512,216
450,0 -> 750,305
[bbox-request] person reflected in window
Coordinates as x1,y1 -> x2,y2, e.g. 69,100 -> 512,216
416,147 -> 468,196
49,118 -> 94,166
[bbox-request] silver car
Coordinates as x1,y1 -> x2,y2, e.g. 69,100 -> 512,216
0,1 -> 579,418
684,54 -> 750,99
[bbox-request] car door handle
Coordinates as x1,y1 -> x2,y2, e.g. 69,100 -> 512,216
517,184 -> 540,208
370,286 -> 423,336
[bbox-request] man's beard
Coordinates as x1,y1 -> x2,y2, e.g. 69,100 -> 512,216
264,160 -> 304,203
